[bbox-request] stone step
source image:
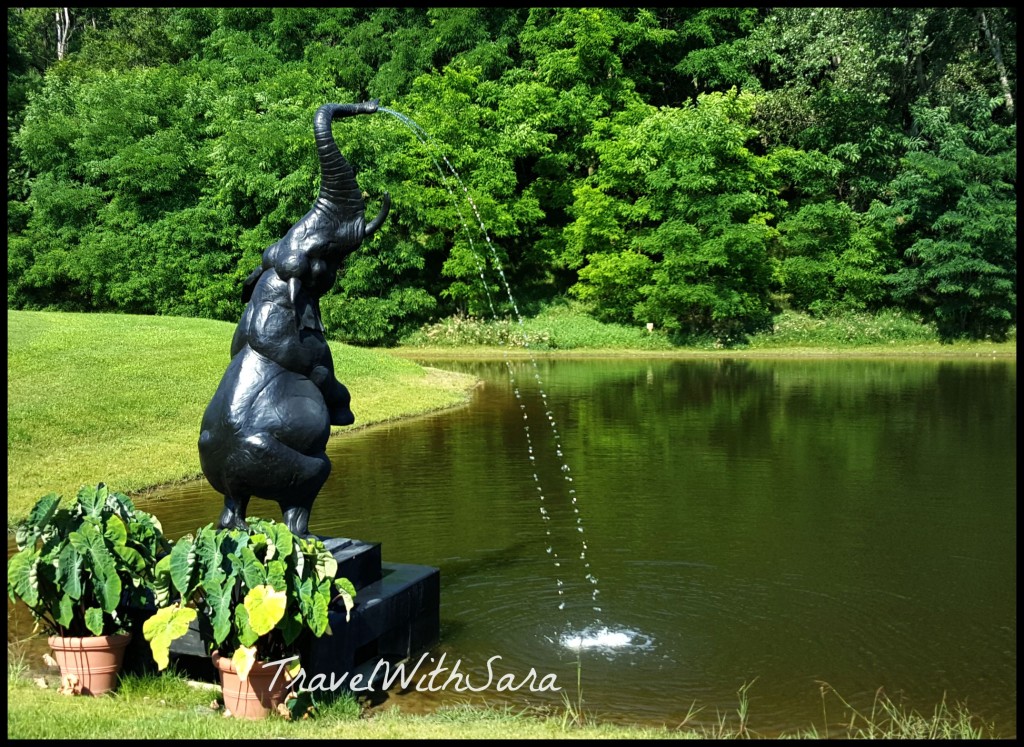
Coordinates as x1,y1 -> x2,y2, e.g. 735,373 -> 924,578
302,562 -> 440,682
321,537 -> 382,590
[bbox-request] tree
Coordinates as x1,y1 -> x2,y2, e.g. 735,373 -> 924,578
568,90 -> 779,341
886,104 -> 1016,340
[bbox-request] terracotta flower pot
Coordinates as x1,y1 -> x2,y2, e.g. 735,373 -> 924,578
47,633 -> 132,696
212,652 -> 292,720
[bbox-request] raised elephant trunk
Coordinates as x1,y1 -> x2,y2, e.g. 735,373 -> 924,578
314,102 -> 391,239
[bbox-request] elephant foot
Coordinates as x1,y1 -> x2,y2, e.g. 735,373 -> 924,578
218,496 -> 251,531
282,505 -> 313,538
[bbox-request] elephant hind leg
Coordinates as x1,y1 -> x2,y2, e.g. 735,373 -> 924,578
282,504 -> 312,538
231,431 -> 331,534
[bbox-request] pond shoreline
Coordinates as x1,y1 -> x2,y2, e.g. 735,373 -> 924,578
391,342 -> 1016,361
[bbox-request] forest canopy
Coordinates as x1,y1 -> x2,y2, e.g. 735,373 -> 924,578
7,7 -> 1016,343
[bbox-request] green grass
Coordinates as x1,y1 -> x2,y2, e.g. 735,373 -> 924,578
7,310 -> 478,525
6,667 -> 1002,739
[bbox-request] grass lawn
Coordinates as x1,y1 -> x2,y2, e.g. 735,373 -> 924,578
6,667 -> 997,739
6,310 -> 477,525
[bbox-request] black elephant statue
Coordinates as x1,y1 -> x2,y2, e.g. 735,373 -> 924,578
198,101 -> 390,536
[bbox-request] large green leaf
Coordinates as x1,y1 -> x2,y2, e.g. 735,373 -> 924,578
104,488 -> 136,521
169,534 -> 196,596
296,576 -> 315,621
265,559 -> 287,592
7,548 -> 40,609
103,514 -> 128,549
264,522 -> 293,563
57,595 -> 74,629
243,584 -> 286,637
143,604 -> 198,671
237,546 -> 266,589
105,514 -> 146,574
151,555 -> 173,607
309,591 -> 329,638
76,484 -> 106,519
84,606 -> 106,636
201,577 -> 233,647
234,604 -> 258,648
57,542 -> 83,601
278,610 -> 302,647
68,522 -> 121,613
17,493 -> 61,549
193,526 -> 225,589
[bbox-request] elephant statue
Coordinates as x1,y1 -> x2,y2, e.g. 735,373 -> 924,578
198,101 -> 390,537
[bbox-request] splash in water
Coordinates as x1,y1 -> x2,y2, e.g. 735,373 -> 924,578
555,625 -> 655,653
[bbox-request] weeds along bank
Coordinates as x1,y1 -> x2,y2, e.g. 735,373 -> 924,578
399,306 -> 1016,353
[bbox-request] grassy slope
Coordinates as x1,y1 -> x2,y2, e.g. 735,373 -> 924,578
6,310 -> 477,524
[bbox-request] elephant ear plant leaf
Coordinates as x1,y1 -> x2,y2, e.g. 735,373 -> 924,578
6,484 -> 173,638
143,604 -> 198,671
144,517 -> 355,680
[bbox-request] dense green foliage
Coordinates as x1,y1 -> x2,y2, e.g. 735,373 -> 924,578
7,484 -> 171,637
7,8 -> 1015,342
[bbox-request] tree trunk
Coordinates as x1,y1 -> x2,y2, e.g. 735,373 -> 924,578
977,10 -> 1014,114
55,8 -> 73,61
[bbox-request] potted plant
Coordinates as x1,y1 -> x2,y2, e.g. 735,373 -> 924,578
144,517 -> 355,720
6,483 -> 172,695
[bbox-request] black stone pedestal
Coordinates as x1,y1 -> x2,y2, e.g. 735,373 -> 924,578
301,539 -> 440,685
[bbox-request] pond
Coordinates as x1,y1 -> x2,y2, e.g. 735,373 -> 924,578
20,357 -> 1018,736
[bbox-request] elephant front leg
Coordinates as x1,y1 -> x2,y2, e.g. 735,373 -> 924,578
282,503 -> 313,538
218,493 -> 251,531
311,365 -> 354,426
